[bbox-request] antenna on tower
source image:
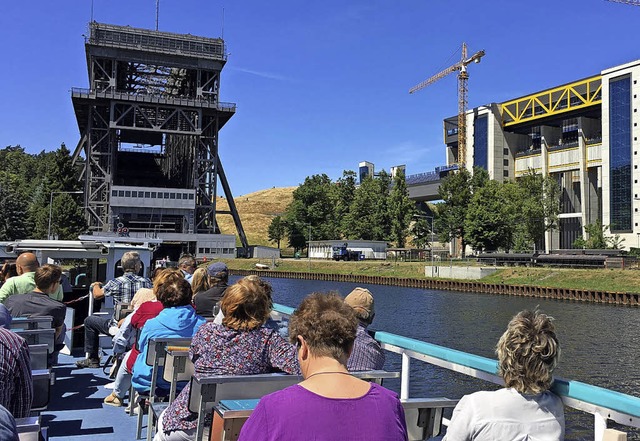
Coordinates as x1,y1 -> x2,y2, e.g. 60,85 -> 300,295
155,0 -> 160,31
90,0 -> 94,22
221,7 -> 225,39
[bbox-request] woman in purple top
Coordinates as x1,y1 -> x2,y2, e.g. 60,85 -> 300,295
155,276 -> 300,441
239,292 -> 408,441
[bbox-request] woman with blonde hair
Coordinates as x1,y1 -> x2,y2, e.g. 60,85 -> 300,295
239,292 -> 408,441
190,267 -> 209,298
154,277 -> 299,441
444,309 -> 564,440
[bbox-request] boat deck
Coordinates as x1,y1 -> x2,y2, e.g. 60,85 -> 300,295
44,352 -> 140,440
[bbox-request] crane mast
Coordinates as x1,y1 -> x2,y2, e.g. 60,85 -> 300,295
410,42 -> 485,166
606,0 -> 640,5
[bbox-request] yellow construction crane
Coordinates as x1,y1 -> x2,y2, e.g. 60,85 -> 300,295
410,43 -> 485,166
606,0 -> 640,5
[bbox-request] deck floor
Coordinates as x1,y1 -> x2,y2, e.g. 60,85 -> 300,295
43,352 -> 141,440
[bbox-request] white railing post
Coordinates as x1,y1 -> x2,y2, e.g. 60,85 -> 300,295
86,288 -> 94,359
594,412 -> 607,441
401,352 -> 411,400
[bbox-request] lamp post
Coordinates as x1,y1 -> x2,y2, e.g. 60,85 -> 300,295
48,190 -> 83,240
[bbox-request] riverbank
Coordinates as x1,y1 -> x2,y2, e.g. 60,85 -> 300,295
218,258 -> 640,304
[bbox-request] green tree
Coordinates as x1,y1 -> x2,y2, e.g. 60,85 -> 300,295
0,176 -> 29,240
435,167 -> 488,257
516,170 -> 560,251
268,215 -> 286,249
388,169 -> 415,247
333,170 -> 357,238
283,174 -> 336,251
465,180 -> 518,252
573,220 -> 624,250
50,192 -> 86,240
344,176 -> 387,240
410,217 -> 432,249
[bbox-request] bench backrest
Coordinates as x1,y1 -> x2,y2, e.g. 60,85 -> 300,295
401,397 -> 459,440
188,372 -> 302,414
31,369 -> 52,411
13,328 -> 55,353
15,416 -> 40,441
163,347 -> 193,402
145,337 -> 192,402
10,316 -> 53,330
28,344 -> 48,370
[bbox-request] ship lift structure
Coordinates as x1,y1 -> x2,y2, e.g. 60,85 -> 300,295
70,22 -> 248,256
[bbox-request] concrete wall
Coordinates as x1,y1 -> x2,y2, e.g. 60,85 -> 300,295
425,265 -> 497,279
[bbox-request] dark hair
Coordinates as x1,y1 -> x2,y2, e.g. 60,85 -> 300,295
289,292 -> 357,362
155,275 -> 192,307
220,278 -> 272,331
1,263 -> 18,281
34,264 -> 62,292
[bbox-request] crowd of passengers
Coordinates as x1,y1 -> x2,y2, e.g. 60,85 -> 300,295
0,250 -> 565,441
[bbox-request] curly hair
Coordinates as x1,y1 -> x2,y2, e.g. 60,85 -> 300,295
155,271 -> 191,307
288,292 -> 357,362
496,309 -> 560,394
220,278 -> 272,331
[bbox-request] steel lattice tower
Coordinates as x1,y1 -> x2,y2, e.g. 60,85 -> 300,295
71,22 -> 248,252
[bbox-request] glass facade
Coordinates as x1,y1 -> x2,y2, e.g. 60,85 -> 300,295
609,76 -> 632,232
474,115 -> 488,170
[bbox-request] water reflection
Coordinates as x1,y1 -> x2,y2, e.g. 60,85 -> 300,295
231,276 -> 640,439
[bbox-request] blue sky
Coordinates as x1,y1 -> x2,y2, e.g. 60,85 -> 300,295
0,0 -> 638,196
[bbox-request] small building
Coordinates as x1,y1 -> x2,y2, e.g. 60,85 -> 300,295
247,246 -> 281,259
308,240 -> 387,260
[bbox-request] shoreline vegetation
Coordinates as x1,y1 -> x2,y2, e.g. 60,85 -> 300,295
218,258 -> 640,295
212,187 -> 639,297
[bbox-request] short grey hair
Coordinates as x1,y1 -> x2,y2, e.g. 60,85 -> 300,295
121,252 -> 142,272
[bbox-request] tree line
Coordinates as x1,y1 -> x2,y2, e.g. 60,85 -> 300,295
268,169 -> 416,251
0,145 -> 86,241
271,165 -> 618,255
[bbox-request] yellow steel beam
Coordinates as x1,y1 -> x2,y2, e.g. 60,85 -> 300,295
501,75 -> 602,127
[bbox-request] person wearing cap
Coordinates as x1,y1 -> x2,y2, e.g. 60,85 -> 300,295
193,262 -> 229,318
344,287 -> 386,371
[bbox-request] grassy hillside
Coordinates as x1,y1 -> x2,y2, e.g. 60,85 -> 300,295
215,187 -> 296,247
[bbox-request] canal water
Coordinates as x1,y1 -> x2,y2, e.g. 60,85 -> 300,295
230,276 -> 640,440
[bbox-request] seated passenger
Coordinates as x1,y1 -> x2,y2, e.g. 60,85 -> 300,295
0,327 -> 32,418
131,275 -> 205,396
443,309 -> 564,441
192,262 -> 228,318
5,264 -> 67,363
344,287 -> 385,371
190,267 -> 209,300
0,404 -> 18,441
104,269 -> 173,407
239,292 -> 408,441
155,277 -> 300,441
0,305 -> 11,328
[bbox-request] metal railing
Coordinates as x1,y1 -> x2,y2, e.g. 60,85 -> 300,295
70,87 -> 236,112
272,304 -> 640,440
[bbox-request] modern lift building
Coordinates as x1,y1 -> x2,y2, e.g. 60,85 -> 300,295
70,22 -> 247,259
439,59 -> 640,251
